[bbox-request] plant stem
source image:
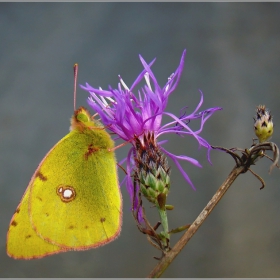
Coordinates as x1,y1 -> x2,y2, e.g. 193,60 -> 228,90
147,165 -> 245,278
157,206 -> 170,247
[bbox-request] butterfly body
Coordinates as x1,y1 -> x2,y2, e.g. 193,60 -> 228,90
7,107 -> 122,259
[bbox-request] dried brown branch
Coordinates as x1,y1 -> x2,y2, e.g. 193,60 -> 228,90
147,165 -> 245,278
147,141 -> 279,278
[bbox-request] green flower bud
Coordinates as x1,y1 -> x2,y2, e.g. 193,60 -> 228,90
134,133 -> 171,206
254,105 -> 273,143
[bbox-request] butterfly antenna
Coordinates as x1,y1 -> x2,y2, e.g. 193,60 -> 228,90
73,63 -> 78,111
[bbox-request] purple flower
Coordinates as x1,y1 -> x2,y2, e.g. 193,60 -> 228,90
81,49 -> 221,215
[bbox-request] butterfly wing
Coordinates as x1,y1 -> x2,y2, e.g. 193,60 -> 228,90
7,186 -> 66,259
6,135 -> 73,259
7,126 -> 122,259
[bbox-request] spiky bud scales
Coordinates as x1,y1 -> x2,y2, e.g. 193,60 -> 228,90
134,133 -> 171,207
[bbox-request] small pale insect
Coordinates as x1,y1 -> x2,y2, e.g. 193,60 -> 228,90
254,105 -> 274,143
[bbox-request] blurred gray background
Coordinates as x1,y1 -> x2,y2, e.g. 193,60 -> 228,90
1,2 -> 280,277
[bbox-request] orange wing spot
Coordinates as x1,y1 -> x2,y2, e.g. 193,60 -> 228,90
56,185 -> 76,203
100,217 -> 106,223
68,225 -> 75,230
15,208 -> 20,214
36,171 -> 47,181
85,143 -> 99,160
11,220 -> 17,227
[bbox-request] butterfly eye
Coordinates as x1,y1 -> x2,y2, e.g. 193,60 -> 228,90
77,112 -> 90,123
56,185 -> 76,203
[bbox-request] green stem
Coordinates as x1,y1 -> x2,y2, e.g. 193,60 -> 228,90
157,206 -> 170,246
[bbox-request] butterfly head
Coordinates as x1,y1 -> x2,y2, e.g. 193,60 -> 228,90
70,106 -> 102,131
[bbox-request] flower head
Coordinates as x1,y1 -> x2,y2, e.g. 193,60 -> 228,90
254,105 -> 273,143
81,50 -> 222,219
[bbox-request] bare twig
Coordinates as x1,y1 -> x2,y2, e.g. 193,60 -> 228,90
147,165 -> 245,278
147,141 -> 279,278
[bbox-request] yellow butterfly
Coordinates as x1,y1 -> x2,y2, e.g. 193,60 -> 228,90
7,65 -> 122,259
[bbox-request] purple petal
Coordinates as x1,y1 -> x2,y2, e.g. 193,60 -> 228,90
161,146 -> 196,190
